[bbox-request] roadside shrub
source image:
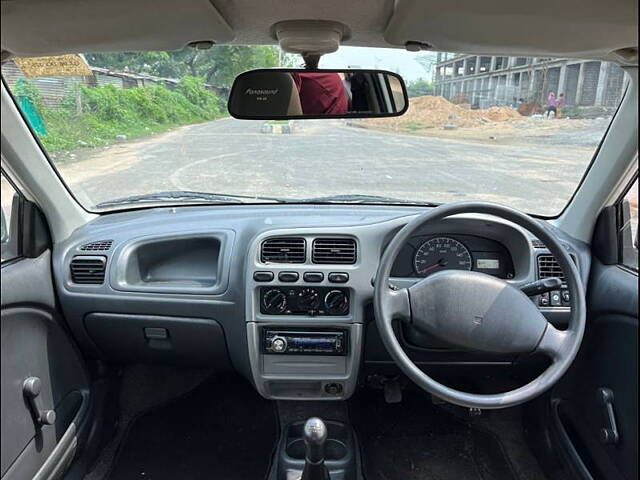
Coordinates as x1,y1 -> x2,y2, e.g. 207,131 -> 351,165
37,80 -> 224,152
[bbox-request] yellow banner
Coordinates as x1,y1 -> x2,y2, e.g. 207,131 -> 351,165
15,54 -> 92,78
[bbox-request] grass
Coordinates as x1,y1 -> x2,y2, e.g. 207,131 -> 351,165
401,122 -> 434,132
18,78 -> 226,153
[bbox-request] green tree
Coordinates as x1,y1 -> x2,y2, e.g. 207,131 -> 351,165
86,46 -> 284,87
406,78 -> 435,98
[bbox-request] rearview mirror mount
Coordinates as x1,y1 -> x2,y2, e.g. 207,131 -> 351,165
228,69 -> 408,120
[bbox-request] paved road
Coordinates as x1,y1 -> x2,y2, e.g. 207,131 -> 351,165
61,118 -> 598,216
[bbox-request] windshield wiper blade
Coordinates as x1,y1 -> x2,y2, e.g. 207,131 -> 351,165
292,194 -> 437,206
95,190 -> 284,208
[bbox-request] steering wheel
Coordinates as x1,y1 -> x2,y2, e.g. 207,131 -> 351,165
374,202 -> 586,409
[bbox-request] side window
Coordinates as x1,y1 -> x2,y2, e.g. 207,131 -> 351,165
618,178 -> 638,270
1,173 -> 21,263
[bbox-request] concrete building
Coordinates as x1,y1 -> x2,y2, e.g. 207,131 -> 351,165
433,53 -> 628,110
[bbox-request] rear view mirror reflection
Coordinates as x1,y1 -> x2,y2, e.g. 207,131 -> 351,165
228,69 -> 408,120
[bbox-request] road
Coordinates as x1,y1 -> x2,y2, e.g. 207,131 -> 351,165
58,118 -> 599,216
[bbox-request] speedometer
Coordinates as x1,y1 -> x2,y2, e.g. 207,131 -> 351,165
413,237 -> 472,277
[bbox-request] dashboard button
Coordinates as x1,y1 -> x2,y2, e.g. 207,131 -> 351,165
278,271 -> 299,282
328,272 -> 349,283
561,290 -> 570,305
253,271 -> 274,282
303,272 -> 324,283
538,292 -> 550,307
550,290 -> 562,306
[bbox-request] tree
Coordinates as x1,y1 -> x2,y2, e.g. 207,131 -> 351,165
414,52 -> 437,80
86,46 -> 285,87
406,78 -> 435,98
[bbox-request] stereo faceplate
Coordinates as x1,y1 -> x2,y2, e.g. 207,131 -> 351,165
263,329 -> 348,355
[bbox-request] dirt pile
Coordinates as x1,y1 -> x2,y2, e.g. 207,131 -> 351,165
365,95 -> 521,131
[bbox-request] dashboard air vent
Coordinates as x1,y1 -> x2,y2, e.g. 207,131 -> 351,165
70,256 -> 107,284
312,238 -> 357,264
261,237 -> 306,263
80,239 -> 113,251
531,239 -> 546,249
537,254 -> 565,283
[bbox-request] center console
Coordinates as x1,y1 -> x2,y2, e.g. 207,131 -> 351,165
246,232 -> 367,400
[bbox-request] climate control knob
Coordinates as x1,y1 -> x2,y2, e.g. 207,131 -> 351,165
298,288 -> 321,312
324,290 -> 349,315
262,288 -> 287,314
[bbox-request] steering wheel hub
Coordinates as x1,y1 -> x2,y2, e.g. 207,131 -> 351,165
409,269 -> 549,354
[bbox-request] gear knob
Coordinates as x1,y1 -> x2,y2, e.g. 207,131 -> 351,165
303,417 -> 328,463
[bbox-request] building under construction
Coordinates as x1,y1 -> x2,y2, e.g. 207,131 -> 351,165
433,54 -> 628,110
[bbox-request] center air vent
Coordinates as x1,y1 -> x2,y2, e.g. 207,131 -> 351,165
312,238 -> 357,264
70,256 -> 107,284
80,239 -> 113,251
537,254 -> 565,283
261,237 -> 306,263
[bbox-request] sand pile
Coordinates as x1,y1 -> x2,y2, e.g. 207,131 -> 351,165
481,106 -> 522,122
365,95 -> 521,130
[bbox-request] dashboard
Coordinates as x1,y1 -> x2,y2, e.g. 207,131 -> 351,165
52,205 -> 589,401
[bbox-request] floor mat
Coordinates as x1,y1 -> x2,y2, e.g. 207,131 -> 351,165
350,388 -> 517,480
107,375 -> 277,480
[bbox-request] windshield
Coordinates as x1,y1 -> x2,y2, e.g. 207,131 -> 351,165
2,48 -> 628,216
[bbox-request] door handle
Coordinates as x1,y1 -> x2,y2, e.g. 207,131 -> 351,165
597,387 -> 619,445
23,376 -> 56,426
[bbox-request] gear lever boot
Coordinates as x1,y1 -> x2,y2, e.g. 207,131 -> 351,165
300,417 -> 330,480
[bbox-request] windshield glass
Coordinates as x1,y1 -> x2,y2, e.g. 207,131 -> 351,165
2,48 -> 628,216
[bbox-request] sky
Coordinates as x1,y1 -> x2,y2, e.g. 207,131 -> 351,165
318,46 -> 435,82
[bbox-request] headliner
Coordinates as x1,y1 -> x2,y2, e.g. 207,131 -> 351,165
1,0 -> 638,63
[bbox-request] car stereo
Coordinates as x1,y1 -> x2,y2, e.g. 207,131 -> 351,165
263,329 -> 348,355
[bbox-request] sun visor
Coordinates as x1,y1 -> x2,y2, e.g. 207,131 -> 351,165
1,0 -> 234,57
384,0 -> 639,61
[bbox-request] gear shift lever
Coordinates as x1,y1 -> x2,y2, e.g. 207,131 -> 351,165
301,417 -> 330,480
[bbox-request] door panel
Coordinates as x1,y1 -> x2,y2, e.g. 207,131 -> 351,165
1,251 -> 90,480
551,259 -> 638,480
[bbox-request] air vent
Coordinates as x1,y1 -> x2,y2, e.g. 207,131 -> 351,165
312,238 -> 357,264
531,239 -> 546,249
80,239 -> 113,252
537,254 -> 565,283
70,256 -> 107,284
261,237 -> 306,263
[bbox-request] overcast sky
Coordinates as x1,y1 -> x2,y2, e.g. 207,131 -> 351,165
318,46 -> 435,81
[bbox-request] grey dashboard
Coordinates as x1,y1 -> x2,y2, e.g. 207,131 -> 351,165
52,204 -> 591,400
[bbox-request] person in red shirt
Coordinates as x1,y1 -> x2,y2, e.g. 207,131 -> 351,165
291,73 -> 350,115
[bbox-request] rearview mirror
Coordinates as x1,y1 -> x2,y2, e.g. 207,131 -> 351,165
228,69 -> 408,120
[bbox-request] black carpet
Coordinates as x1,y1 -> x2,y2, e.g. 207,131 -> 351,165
107,375 -> 277,480
350,388 -> 517,480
